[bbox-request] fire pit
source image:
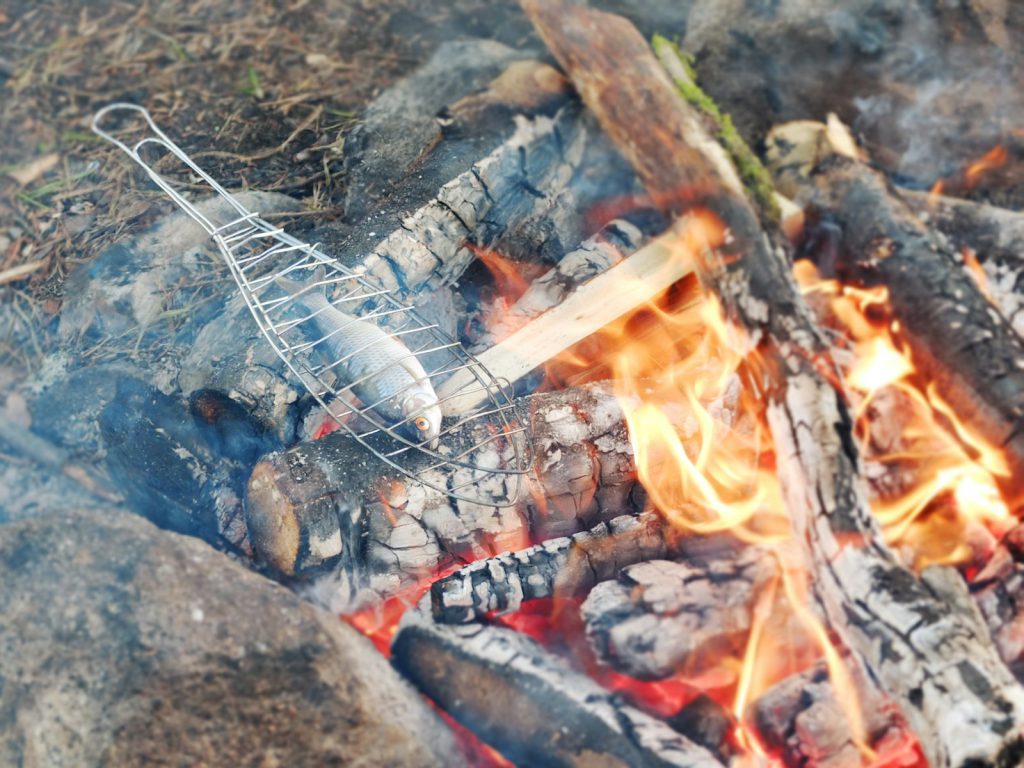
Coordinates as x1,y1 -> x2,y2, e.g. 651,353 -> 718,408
3,1 -> 1024,766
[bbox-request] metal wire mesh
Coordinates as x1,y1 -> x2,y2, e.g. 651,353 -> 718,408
93,103 -> 531,505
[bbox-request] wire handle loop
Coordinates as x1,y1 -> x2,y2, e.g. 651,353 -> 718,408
93,103 -> 532,505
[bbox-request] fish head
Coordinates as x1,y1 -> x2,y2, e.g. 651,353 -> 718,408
398,389 -> 443,450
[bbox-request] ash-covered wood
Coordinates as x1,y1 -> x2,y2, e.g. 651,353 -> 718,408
520,4 -> 1024,765
392,595 -> 725,768
431,510 -> 674,624
245,383 -> 648,613
768,120 -> 1024,505
754,662 -> 911,768
470,217 -> 645,352
904,189 -> 1024,338
354,104 -> 585,299
581,545 -> 774,681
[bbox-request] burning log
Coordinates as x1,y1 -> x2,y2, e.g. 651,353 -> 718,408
391,595 -> 726,768
439,227 -> 700,414
245,383 -> 650,612
519,2 -> 1024,764
767,119 -> 1024,505
431,510 -> 675,624
903,189 -> 1024,338
580,543 -> 774,681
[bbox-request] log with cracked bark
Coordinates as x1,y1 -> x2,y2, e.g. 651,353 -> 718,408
244,383 -> 648,613
431,510 -> 677,624
580,543 -> 775,681
767,119 -> 1024,506
518,2 -> 1024,764
391,594 -> 726,768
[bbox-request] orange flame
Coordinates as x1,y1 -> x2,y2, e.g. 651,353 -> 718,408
794,260 -> 1012,567
929,143 -> 1009,205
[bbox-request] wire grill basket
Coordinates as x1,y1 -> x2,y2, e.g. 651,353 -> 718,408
93,103 -> 531,506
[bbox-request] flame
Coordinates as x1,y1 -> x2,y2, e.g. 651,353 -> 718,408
547,217 -> 874,758
965,144 -> 1009,186
794,260 -> 1011,566
336,202 -> 1014,765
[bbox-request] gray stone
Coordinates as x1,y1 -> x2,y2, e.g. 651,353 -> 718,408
0,508 -> 464,768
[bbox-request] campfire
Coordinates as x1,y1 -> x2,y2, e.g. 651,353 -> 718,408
5,1 -> 1024,766
244,4 -> 1024,764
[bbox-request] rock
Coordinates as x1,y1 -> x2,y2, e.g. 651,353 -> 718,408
0,508 -> 465,768
342,39 -> 537,220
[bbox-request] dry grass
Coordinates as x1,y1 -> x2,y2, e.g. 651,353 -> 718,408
0,0 -> 426,311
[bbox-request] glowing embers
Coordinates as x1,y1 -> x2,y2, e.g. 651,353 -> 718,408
795,259 -> 1012,568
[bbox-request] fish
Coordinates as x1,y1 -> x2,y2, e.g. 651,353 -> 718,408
274,267 -> 442,448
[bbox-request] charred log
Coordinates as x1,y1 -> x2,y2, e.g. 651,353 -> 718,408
391,595 -> 726,768
520,3 -> 1024,764
431,510 -> 675,624
665,695 -> 737,765
972,523 -> 1024,682
580,544 -> 774,681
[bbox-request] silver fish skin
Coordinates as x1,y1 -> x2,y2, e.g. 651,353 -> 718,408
277,272 -> 442,447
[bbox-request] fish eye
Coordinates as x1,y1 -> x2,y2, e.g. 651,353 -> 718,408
414,416 -> 431,432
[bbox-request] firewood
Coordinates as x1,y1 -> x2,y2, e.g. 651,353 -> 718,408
431,510 -> 676,624
580,544 -> 774,681
768,119 -> 1024,505
245,384 -> 649,613
438,227 -> 698,414
972,523 -> 1024,681
391,595 -> 726,768
520,2 -> 1024,764
350,105 -> 587,301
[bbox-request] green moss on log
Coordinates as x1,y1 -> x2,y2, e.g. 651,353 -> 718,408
651,34 -> 779,224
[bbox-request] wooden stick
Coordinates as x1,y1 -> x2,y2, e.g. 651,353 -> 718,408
438,227 -> 695,415
520,2 -> 1024,765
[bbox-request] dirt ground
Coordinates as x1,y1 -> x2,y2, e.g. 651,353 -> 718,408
0,0 -> 546,369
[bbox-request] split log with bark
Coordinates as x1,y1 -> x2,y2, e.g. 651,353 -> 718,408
767,119 -> 1024,506
517,2 -> 1024,765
